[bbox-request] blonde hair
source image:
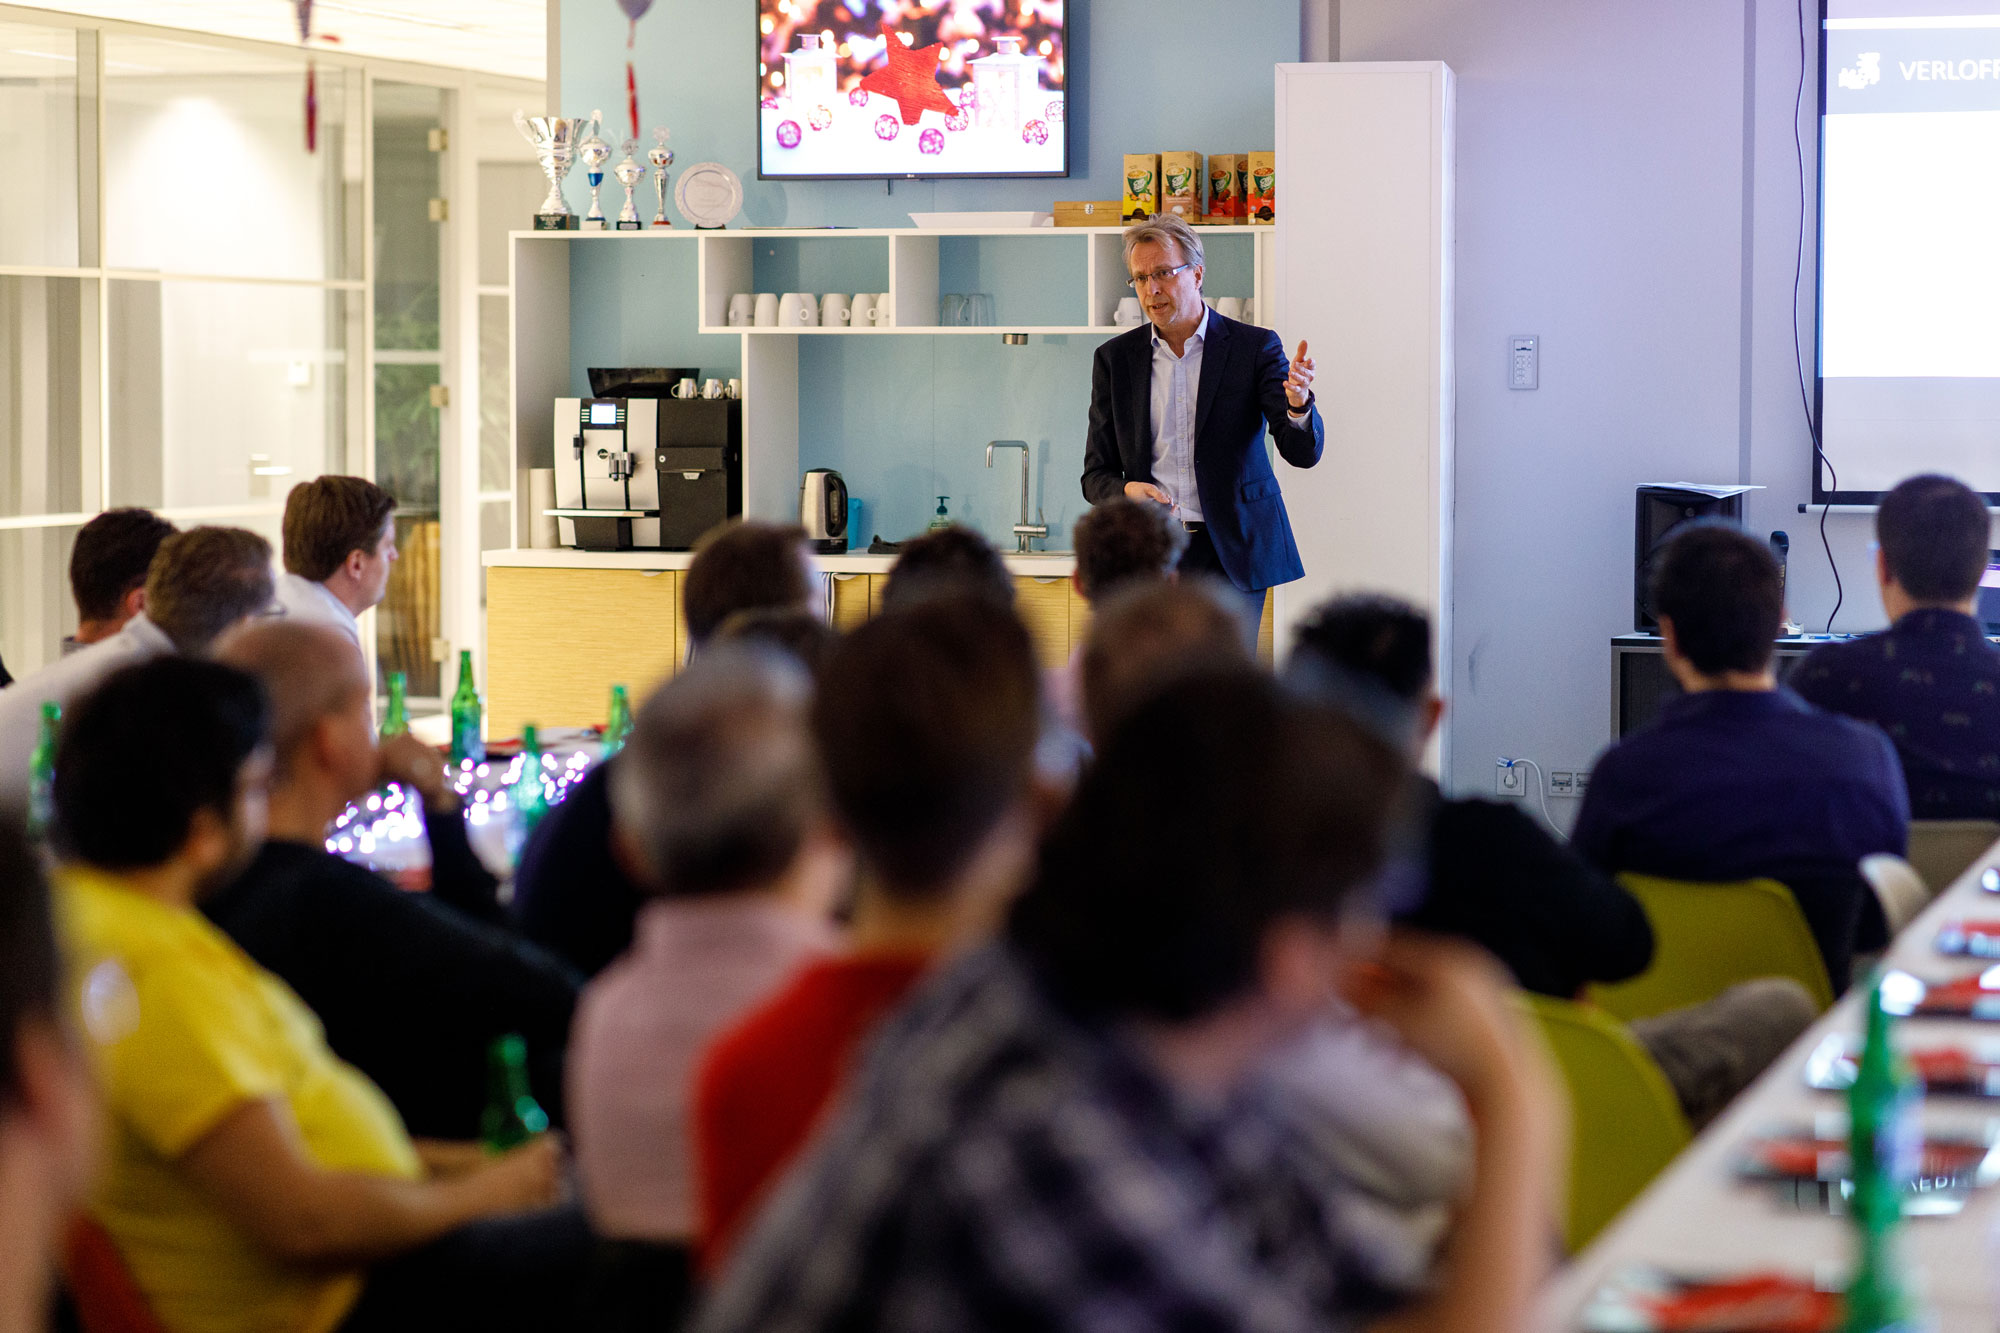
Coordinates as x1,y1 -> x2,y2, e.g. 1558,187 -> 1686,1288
1121,215 -> 1204,274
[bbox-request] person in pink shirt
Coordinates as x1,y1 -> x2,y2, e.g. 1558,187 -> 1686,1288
565,646 -> 849,1328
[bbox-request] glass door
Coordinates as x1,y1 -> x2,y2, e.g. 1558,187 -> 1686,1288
372,80 -> 451,699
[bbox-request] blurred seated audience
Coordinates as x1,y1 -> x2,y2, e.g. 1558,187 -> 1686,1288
1293,593 -> 1815,1128
1048,496 -> 1187,730
0,526 -> 274,805
204,621 -> 579,1138
0,816 -> 95,1333
710,607 -> 837,677
567,648 -> 847,1328
275,477 -> 398,653
1794,473 -> 2000,821
53,657 -> 579,1333
1574,523 -> 1908,992
697,671 -> 1564,1332
694,598 -> 1043,1274
1079,577 -> 1253,748
512,520 -> 819,977
65,508 -> 178,655
878,525 -> 1015,612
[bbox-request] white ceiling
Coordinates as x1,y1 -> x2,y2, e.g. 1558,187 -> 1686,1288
7,0 -> 545,82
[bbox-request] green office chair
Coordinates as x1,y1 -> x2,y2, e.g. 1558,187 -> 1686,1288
1590,873 -> 1836,1023
1520,993 -> 1692,1253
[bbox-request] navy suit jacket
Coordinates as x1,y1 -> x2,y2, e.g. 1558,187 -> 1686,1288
1080,314 -> 1324,592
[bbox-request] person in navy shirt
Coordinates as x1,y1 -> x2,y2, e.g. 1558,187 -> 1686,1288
1573,523 -> 1909,993
1792,473 -> 2000,822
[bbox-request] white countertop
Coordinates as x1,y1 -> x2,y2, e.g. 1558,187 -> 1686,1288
1539,837 -> 2000,1329
483,547 -> 1076,577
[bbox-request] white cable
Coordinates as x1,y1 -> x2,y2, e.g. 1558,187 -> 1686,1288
1498,757 -> 1567,841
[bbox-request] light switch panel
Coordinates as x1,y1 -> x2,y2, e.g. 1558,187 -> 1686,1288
1509,335 -> 1539,390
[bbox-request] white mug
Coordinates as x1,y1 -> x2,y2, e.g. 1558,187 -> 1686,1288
753,293 -> 780,327
672,377 -> 698,399
725,377 -> 744,399
1114,296 -> 1143,326
865,294 -> 890,327
702,378 -> 724,399
1216,297 -> 1245,320
780,292 -> 818,327
727,293 -> 753,326
821,293 -> 851,327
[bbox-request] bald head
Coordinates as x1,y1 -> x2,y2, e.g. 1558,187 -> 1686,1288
214,620 -> 369,778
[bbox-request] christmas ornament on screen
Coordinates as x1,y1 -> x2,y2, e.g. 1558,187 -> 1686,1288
294,0 -> 318,151
849,87 -> 872,108
615,0 -> 656,141
919,128 -> 945,155
970,35 -> 1040,137
784,33 -> 838,107
859,22 -> 957,126
776,120 -> 803,150
809,104 -> 833,131
874,114 -> 901,142
1022,119 -> 1049,146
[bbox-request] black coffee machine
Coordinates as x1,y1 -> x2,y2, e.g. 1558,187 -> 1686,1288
653,400 -> 743,549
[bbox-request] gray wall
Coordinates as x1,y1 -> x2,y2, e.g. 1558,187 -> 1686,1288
1340,0 -> 1885,812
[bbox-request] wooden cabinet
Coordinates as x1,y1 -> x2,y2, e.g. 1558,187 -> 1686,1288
1014,576 -> 1074,669
829,573 -> 872,632
486,567 -> 682,737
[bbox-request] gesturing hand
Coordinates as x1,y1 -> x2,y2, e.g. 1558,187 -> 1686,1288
1123,481 -> 1175,510
1284,340 -> 1315,409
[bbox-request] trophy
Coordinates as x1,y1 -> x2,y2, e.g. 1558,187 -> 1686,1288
647,128 -> 674,228
578,114 -> 611,230
513,110 -> 588,230
614,141 -> 645,230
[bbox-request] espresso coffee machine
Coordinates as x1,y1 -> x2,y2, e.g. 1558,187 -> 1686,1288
551,397 -> 742,550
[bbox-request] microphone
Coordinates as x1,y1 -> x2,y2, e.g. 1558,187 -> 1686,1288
1771,530 -> 1790,612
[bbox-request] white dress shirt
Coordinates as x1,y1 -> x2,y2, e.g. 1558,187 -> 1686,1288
275,571 -> 362,650
1148,308 -> 1209,523
0,614 -> 177,804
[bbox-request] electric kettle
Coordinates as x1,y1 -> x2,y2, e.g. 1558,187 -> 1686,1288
800,469 -> 848,554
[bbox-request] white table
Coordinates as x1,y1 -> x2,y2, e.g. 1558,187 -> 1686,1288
1540,841 -> 2000,1329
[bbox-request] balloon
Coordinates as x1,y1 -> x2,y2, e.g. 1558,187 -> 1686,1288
616,0 -> 653,18
617,0 -> 656,142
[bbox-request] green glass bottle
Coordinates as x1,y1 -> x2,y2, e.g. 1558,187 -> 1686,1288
380,671 -> 409,739
602,684 -> 633,758
448,650 -> 483,766
513,724 -> 549,835
479,1033 -> 549,1153
26,701 -> 59,840
1843,979 -> 1923,1333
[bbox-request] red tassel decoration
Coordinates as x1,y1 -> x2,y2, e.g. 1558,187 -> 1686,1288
627,20 -> 640,143
305,62 -> 318,153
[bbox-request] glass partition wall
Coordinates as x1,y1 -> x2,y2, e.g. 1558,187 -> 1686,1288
0,7 -> 540,710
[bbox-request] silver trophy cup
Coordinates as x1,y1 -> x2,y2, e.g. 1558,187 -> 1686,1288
648,128 -> 675,228
513,111 -> 588,230
578,118 -> 612,231
614,141 -> 645,230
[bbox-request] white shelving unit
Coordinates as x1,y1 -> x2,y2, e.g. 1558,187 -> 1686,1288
506,225 -> 1273,543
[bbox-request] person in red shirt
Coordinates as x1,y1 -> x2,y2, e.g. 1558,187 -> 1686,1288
692,595 -> 1046,1274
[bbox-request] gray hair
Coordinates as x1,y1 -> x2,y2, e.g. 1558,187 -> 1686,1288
609,644 -> 825,897
1122,215 -> 1204,273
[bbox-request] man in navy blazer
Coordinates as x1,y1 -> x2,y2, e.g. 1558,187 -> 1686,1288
1081,216 -> 1323,621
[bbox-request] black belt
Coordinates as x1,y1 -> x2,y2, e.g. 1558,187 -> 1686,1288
1182,520 -> 1206,534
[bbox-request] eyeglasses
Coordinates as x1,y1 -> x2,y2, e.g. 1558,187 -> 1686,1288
1126,262 -> 1194,290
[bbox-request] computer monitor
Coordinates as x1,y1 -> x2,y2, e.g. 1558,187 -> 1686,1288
1978,551 -> 2000,635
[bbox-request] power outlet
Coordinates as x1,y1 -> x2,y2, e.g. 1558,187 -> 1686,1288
1549,771 -> 1575,796
1496,760 -> 1526,798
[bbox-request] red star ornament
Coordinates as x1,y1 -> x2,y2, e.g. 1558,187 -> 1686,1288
859,23 -> 958,126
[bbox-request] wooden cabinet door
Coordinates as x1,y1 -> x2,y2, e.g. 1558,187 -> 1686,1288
487,568 -> 679,738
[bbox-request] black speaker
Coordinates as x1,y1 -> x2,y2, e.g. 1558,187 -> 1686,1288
1634,485 -> 1746,631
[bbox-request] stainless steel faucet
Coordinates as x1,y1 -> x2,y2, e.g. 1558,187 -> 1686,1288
984,440 -> 1048,553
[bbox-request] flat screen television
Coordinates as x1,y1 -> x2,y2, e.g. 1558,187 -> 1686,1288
756,0 -> 1069,181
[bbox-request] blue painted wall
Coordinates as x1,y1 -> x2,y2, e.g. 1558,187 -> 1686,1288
556,0 -> 1299,547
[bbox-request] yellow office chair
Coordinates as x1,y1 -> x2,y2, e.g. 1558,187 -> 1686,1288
1590,873 -> 1836,1023
1519,993 -> 1692,1253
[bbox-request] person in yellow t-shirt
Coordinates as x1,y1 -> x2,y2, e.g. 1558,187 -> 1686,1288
53,657 -> 575,1333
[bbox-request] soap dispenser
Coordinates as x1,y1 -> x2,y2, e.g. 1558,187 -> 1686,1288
928,496 -> 952,531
